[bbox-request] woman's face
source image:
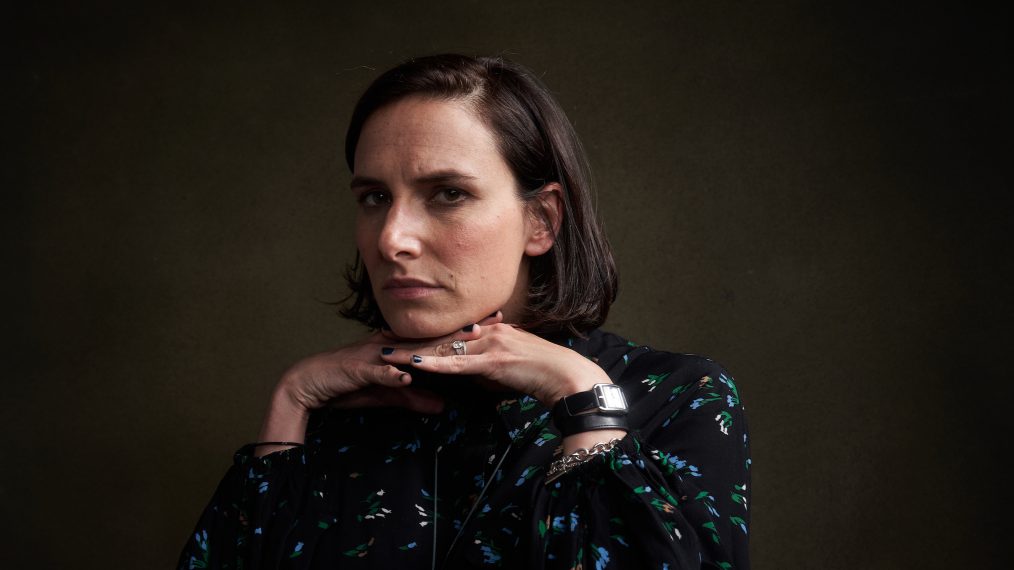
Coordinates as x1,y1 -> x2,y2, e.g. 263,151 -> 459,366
352,97 -> 547,339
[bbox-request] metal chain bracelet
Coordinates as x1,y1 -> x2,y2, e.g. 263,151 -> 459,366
545,438 -> 622,484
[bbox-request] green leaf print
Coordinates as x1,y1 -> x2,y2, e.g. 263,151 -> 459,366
641,371 -> 671,392
715,410 -> 733,435
343,538 -> 374,558
649,497 -> 676,514
702,521 -> 721,544
356,489 -> 389,521
535,429 -> 558,447
657,485 -> 680,508
670,382 -> 692,399
720,372 -> 741,405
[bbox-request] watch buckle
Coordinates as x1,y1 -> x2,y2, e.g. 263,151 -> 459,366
593,383 -> 627,412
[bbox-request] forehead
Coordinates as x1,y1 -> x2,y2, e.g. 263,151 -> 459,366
353,97 -> 508,179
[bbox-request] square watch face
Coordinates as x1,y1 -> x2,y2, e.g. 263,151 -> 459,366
594,384 -> 627,411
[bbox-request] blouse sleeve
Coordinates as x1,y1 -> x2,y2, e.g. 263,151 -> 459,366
531,364 -> 751,570
176,443 -> 312,569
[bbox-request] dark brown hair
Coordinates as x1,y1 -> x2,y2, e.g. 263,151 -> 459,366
341,54 -> 617,335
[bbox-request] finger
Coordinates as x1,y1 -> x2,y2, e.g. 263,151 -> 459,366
477,310 -> 503,326
379,324 -> 485,357
349,362 -> 413,389
392,352 -> 495,377
380,332 -> 492,364
330,386 -> 445,414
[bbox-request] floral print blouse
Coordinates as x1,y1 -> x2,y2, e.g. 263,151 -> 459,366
178,329 -> 751,569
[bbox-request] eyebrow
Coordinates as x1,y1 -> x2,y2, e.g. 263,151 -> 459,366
349,170 -> 478,190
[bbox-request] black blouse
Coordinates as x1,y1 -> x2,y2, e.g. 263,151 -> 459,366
178,329 -> 751,569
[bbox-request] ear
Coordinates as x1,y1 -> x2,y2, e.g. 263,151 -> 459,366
525,183 -> 563,256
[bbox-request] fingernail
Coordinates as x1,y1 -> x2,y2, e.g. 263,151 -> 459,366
489,311 -> 499,318
381,347 -> 394,355
412,355 -> 423,364
462,324 -> 474,332
400,373 -> 411,383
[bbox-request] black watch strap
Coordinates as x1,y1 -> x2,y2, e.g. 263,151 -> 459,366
554,413 -> 629,437
552,384 -> 628,417
552,384 -> 630,437
556,389 -> 599,416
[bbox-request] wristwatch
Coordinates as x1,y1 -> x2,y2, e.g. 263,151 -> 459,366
551,383 -> 629,436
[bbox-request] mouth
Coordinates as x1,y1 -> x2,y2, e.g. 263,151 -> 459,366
382,277 -> 443,300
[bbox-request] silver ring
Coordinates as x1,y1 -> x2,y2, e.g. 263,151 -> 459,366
451,340 -> 467,356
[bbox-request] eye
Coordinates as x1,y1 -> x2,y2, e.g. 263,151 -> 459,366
357,190 -> 390,207
433,187 -> 468,204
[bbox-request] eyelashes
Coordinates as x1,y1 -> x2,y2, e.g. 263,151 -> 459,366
432,187 -> 469,205
357,190 -> 390,207
356,187 -> 471,209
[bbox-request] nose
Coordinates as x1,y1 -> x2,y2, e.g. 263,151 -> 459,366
377,201 -> 423,261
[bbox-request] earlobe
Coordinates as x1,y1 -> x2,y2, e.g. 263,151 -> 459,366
525,184 -> 563,256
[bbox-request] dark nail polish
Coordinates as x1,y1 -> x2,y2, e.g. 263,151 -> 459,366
412,355 -> 423,364
462,324 -> 474,333
381,347 -> 394,355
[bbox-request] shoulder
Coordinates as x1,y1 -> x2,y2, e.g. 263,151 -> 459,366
582,329 -> 735,392
583,329 -> 745,430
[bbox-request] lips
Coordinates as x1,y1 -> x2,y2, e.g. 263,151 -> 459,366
382,277 -> 443,300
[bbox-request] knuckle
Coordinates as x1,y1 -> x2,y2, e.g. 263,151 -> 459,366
449,355 -> 468,373
487,351 -> 510,368
375,365 -> 395,384
349,360 -> 374,386
485,352 -> 501,367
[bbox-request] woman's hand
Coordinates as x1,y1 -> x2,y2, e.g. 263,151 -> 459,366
254,313 -> 503,456
276,332 -> 439,415
379,323 -> 626,454
378,323 -> 612,407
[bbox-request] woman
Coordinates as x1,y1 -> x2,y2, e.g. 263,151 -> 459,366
179,54 -> 750,569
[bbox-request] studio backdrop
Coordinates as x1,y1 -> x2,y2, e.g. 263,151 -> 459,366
8,1 -> 1009,568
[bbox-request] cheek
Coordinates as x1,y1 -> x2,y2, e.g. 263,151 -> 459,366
443,215 -> 524,280
442,228 -> 487,272
353,229 -> 366,254
354,215 -> 382,253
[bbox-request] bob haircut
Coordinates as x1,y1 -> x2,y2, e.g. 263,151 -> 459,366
341,54 -> 617,335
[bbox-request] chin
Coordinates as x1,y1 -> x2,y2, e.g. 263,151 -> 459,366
386,315 -> 461,340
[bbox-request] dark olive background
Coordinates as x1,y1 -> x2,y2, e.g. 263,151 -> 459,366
7,1 -> 1010,568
